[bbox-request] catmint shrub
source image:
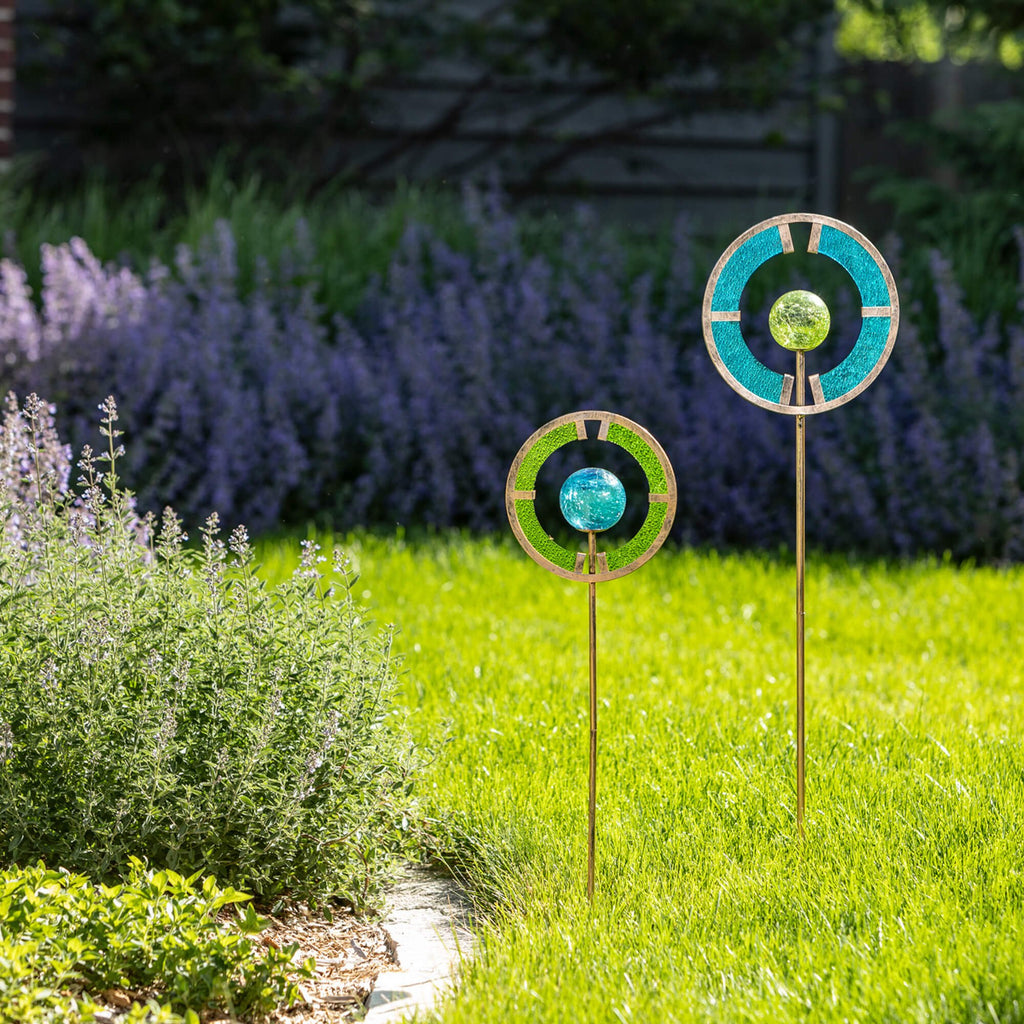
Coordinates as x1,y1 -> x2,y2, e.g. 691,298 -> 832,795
0,394 -> 418,906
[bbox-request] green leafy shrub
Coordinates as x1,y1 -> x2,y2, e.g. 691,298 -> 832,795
867,99 -> 1024,330
0,393 -> 417,906
0,859 -> 307,1023
0,163 -> 475,320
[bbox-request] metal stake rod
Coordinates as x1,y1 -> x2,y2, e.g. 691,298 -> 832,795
587,529 -> 598,900
795,352 -> 807,838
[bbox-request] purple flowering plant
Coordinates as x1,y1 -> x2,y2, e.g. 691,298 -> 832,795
1,185 -> 1022,559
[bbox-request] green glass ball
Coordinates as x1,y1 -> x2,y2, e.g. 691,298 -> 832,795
768,290 -> 830,351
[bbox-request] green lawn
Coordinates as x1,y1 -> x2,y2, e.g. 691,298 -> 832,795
260,533 -> 1024,1023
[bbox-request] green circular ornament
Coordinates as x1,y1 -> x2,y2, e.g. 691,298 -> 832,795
505,410 -> 677,583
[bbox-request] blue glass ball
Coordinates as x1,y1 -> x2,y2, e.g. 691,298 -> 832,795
559,467 -> 626,532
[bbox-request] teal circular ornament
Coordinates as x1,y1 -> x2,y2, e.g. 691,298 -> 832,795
702,213 -> 899,415
559,467 -> 626,532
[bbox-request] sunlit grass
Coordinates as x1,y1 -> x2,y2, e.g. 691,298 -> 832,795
258,532 -> 1024,1023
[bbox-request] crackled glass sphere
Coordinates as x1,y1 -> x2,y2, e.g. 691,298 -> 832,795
559,467 -> 626,533
769,290 -> 830,351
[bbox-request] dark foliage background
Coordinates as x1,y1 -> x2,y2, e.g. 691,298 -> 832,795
32,0 -> 831,183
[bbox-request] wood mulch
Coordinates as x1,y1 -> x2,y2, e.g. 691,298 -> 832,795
263,906 -> 399,1022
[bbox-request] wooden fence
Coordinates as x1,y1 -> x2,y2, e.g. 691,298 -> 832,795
13,0 -> 844,231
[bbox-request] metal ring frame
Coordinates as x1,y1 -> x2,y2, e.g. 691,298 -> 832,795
701,213 -> 900,415
505,410 -> 677,583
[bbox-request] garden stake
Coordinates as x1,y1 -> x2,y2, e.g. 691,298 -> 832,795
795,350 -> 806,836
702,214 -> 899,838
587,528 -> 598,899
506,410 -> 677,899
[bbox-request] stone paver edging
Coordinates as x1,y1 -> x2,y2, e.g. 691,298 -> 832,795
364,867 -> 475,1022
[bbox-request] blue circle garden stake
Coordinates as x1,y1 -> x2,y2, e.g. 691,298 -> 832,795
702,213 -> 900,837
506,410 -> 677,899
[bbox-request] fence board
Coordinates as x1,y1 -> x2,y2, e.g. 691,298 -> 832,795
12,2 -> 836,230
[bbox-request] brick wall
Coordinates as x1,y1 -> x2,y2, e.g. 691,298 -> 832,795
0,0 -> 12,166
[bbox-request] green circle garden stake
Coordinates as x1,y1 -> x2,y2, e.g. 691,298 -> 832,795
506,410 -> 677,899
702,214 -> 900,837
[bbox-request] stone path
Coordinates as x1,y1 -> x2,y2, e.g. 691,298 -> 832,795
363,866 -> 476,1022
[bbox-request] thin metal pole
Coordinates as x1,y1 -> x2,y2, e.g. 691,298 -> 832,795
587,529 -> 597,900
795,352 -> 806,838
